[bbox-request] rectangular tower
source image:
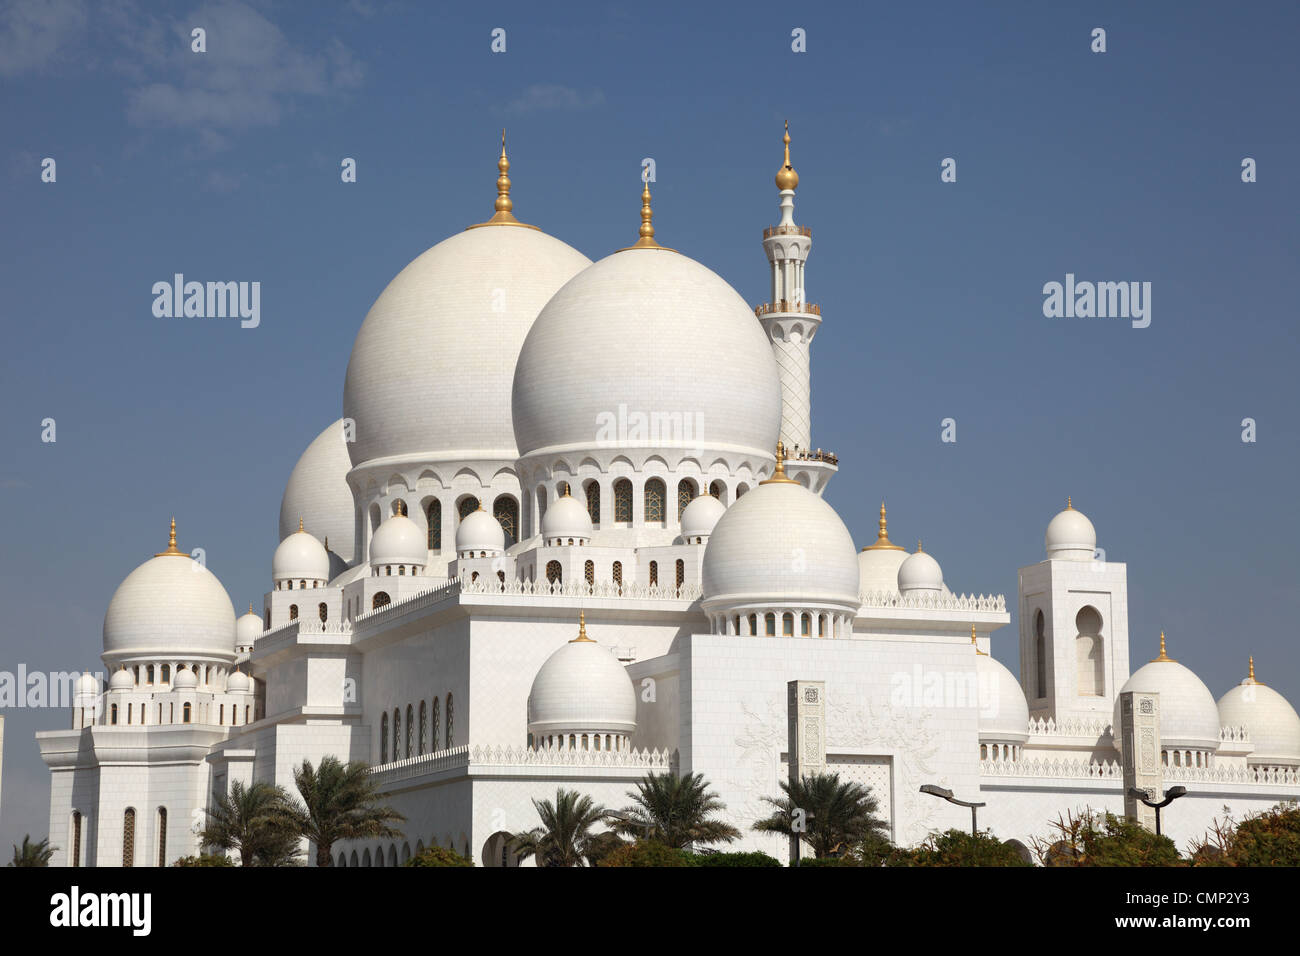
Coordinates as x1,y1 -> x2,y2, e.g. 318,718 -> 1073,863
1119,690 -> 1162,831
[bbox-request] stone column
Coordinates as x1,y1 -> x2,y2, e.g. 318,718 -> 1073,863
787,680 -> 827,862
1119,690 -> 1162,831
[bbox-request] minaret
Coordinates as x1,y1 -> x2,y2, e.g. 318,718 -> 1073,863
757,122 -> 836,494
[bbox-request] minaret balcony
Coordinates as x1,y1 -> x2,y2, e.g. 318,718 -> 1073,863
763,224 -> 812,238
755,300 -> 820,317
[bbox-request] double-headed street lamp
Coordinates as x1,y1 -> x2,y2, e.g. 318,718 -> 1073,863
919,784 -> 986,836
1127,785 -> 1187,836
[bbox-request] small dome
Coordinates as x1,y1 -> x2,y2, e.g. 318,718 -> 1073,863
103,520 -> 237,664
456,507 -> 506,555
858,502 -> 908,594
897,545 -> 943,594
702,456 -> 860,616
279,419 -> 356,566
75,671 -> 99,697
541,493 -> 594,543
370,513 -> 427,568
680,494 -> 726,541
227,669 -> 251,694
527,615 -> 637,737
1217,660 -> 1300,767
273,520 -> 330,583
1045,499 -> 1096,561
1116,634 -> 1221,752
236,607 -> 262,647
109,666 -> 134,691
977,648 -> 1030,741
172,666 -> 198,690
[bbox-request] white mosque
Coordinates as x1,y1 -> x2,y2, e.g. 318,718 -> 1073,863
37,126 -> 1300,867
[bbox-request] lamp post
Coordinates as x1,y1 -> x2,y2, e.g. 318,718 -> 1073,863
1127,786 -> 1187,836
919,784 -> 986,837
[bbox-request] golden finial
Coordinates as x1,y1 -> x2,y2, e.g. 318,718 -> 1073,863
971,624 -> 987,655
1151,631 -> 1176,663
621,175 -> 673,251
916,540 -> 923,553
864,500 -> 905,551
775,119 -> 799,191
468,129 -> 539,230
249,603 -> 254,614
1066,496 -> 1073,510
571,610 -> 594,643
324,536 -> 329,551
1247,656 -> 1260,684
298,516 -> 304,533
760,440 -> 798,484
155,516 -> 185,557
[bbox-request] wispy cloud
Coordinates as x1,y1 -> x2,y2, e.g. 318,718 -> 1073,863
503,83 -> 605,115
0,0 -> 88,77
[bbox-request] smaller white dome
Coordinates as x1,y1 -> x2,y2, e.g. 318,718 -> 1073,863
858,503 -> 909,594
172,666 -> 198,690
1045,500 -> 1096,561
977,648 -> 1030,741
528,615 -> 637,738
109,667 -> 134,691
1217,660 -> 1300,767
456,507 -> 506,555
1116,635 -> 1221,752
898,546 -> 943,593
370,513 -> 427,568
227,669 -> 251,694
541,492 -> 593,544
236,608 -> 262,647
680,494 -> 726,541
75,671 -> 99,697
273,519 -> 330,582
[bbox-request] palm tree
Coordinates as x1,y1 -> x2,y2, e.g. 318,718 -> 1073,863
752,772 -> 889,858
284,756 -> 405,868
610,771 -> 740,849
8,835 -> 56,867
200,780 -> 296,866
511,789 -> 608,867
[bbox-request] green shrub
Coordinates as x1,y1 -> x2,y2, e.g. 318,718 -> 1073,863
691,850 -> 782,867
1034,810 -> 1181,866
1191,803 -> 1300,866
404,845 -> 474,867
172,854 -> 235,867
794,855 -> 852,867
889,829 -> 1031,867
597,840 -> 695,867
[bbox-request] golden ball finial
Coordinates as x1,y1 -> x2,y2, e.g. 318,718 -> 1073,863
572,610 -> 594,643
760,440 -> 798,484
865,500 -> 905,551
467,129 -> 539,230
1151,631 -> 1176,662
155,516 -> 185,557
298,516 -> 304,533
775,119 -> 799,191
1248,655 -> 1257,683
1066,496 -> 1072,510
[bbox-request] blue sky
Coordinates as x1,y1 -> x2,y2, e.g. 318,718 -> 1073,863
1,0 -> 1297,849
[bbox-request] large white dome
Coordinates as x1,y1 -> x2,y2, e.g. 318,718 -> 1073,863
1045,499 -> 1096,561
701,465 -> 860,615
103,522 -> 236,664
977,647 -> 1030,741
344,223 -> 590,472
1115,635 -> 1221,752
511,246 -> 781,462
1217,661 -> 1300,767
527,616 -> 637,738
279,420 -> 355,566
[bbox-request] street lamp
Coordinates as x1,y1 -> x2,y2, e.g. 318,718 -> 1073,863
919,784 -> 986,836
1127,785 -> 1187,836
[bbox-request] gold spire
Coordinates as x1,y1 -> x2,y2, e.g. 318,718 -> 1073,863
971,624 -> 987,655
1246,656 -> 1264,685
155,517 -> 185,557
298,516 -> 304,533
1151,631 -> 1176,662
249,603 -> 254,614
1066,496 -> 1073,510
468,130 -> 539,230
571,610 -> 594,643
759,440 -> 798,484
620,176 -> 672,251
775,120 -> 799,191
864,501 -> 905,551
916,540 -> 923,554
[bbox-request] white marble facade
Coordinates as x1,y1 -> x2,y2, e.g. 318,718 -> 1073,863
37,131 -> 1300,866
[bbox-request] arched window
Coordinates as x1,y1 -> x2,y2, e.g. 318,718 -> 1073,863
182,702 -> 192,723
585,481 -> 600,526
319,602 -> 328,623
584,560 -> 595,587
735,483 -> 748,499
675,559 -> 685,590
373,592 -> 390,610
289,604 -> 298,620
110,703 -> 118,725
1034,610 -> 1047,699
71,811 -> 81,868
393,708 -> 401,759
649,561 -> 658,586
494,495 -> 519,547
710,480 -> 726,500
161,664 -> 170,683
748,613 -> 757,635
458,497 -> 479,520
406,704 -> 414,758
677,479 -> 696,519
380,712 -> 388,763
644,478 -> 666,522
419,701 -> 427,754
1075,606 -> 1105,697
122,808 -> 136,867
156,808 -> 167,866
431,697 -> 440,751
146,664 -> 154,684
445,694 -> 454,748
818,615 -> 826,637
612,561 -> 623,590
613,479 -> 633,522
546,561 -> 562,585
427,499 -> 442,551
765,613 -> 776,636
398,565 -> 406,575
782,612 -> 794,636
801,613 -> 811,636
